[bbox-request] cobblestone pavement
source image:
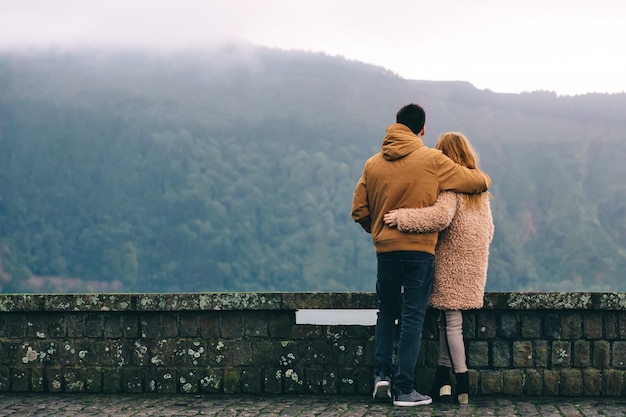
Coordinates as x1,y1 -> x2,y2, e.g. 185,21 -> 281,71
1,394 -> 625,417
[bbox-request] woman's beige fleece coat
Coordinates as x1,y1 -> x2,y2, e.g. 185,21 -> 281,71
394,191 -> 494,310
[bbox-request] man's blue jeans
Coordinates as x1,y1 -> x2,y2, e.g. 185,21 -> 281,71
374,251 -> 434,394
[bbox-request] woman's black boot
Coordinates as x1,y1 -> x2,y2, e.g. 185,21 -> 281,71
455,372 -> 469,405
429,366 -> 452,402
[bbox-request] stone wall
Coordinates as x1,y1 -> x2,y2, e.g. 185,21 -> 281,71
1,292 -> 626,396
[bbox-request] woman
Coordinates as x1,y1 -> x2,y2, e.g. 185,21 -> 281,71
383,132 -> 494,405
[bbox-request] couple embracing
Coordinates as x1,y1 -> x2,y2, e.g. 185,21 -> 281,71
351,103 -> 494,407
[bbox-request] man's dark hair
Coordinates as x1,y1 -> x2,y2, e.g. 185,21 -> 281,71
396,103 -> 426,135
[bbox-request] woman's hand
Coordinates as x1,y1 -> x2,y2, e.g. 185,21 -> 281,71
383,210 -> 399,227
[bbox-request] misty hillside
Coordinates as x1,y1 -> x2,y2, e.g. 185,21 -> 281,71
1,45 -> 626,293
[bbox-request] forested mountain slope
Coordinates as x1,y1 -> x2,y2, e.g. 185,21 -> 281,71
1,45 -> 625,293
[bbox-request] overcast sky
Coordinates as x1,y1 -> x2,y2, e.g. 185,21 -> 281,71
1,0 -> 625,96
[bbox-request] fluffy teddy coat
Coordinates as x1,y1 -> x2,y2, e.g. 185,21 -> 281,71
394,191 -> 494,310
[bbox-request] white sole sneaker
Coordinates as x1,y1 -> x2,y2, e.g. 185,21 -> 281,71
372,381 -> 391,399
393,397 -> 433,407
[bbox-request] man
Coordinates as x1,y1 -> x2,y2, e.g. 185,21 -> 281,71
351,103 -> 491,407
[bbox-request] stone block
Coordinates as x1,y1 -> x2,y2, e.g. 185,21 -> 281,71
560,369 -> 582,396
85,314 -> 103,338
479,370 -> 502,394
467,341 -> 489,368
611,341 -> 626,368
176,340 -> 208,367
198,313 -> 220,339
354,368 -> 371,395
477,313 -> 496,339
179,368 -> 200,394
534,340 -> 550,368
320,369 -> 338,394
0,341 -> 21,365
63,369 -> 86,392
340,340 -> 370,368
0,367 -> 9,392
551,341 -> 571,367
31,367 -> 45,392
283,367 -> 304,393
57,341 -> 78,366
5,314 -> 27,338
66,315 -> 86,337
241,368 -> 262,393
602,369 -> 623,396
619,312 -> 626,339
46,368 -> 63,392
303,367 -> 323,394
100,340 -> 131,368
543,370 -> 560,396
11,366 -> 28,392
512,341 -> 533,367
605,313 -> 618,340
144,369 -> 171,393
543,313 -> 560,339
121,314 -> 140,338
179,312 -> 199,337
140,314 -> 161,339
502,370 -> 524,395
72,340 -> 99,367
122,367 -> 143,393
492,341 -> 511,368
103,314 -> 123,338
263,367 -> 284,394
223,368 -> 241,394
327,338 -> 353,367
84,367 -> 102,393
521,312 -> 542,339
276,340 -> 298,368
337,368 -> 357,394
292,324 -> 322,339
524,369 -> 542,396
230,340 -> 253,367
297,338 -> 328,367
584,313 -> 603,339
220,312 -> 244,339
572,340 -> 590,367
47,315 -> 67,338
468,369 -> 479,395
161,314 -> 178,337
102,367 -> 122,393
198,367 -> 222,393
583,368 -> 602,396
498,313 -> 519,338
560,313 -> 582,339
243,312 -> 269,338
269,312 -> 294,339
593,340 -> 611,368
253,340 -> 276,366
208,339 -> 228,366
130,339 -> 150,367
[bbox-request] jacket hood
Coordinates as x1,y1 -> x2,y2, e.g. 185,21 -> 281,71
381,123 -> 423,160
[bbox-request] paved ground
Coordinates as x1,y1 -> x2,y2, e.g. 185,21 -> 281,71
0,394 -> 625,417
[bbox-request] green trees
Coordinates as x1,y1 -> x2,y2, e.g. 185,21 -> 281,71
0,47 -> 625,293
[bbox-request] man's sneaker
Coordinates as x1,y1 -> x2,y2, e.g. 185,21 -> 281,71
372,374 -> 391,400
393,389 -> 432,406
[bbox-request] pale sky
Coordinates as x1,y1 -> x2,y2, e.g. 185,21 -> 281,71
1,0 -> 625,96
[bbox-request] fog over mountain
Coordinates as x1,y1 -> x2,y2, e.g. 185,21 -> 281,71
1,45 -> 626,294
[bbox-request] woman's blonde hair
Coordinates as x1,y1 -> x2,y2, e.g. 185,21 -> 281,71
435,132 -> 490,208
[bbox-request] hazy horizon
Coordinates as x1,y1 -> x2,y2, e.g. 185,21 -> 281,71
1,0 -> 625,96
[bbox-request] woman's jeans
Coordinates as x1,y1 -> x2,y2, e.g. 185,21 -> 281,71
374,251 -> 434,394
